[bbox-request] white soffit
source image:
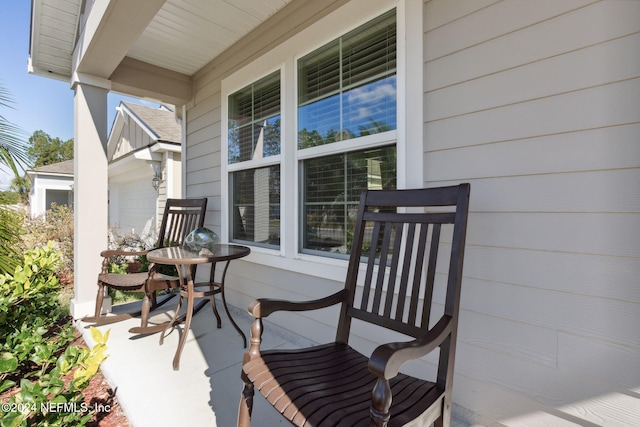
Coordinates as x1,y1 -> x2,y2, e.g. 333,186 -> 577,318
128,0 -> 293,75
31,0 -> 294,79
29,0 -> 83,80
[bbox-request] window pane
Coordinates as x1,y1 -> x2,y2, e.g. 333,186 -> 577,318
298,40 -> 340,105
298,94 -> 341,148
342,75 -> 396,137
229,71 -> 281,163
341,12 -> 396,87
232,166 -> 280,247
302,146 -> 396,254
297,9 -> 396,149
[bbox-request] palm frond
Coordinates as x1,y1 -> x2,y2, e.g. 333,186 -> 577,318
0,82 -> 30,177
0,205 -> 22,274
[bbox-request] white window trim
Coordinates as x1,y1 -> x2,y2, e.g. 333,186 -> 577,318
221,0 -> 423,279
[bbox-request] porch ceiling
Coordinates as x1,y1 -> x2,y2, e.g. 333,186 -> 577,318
128,0 -> 293,76
29,0 -> 293,102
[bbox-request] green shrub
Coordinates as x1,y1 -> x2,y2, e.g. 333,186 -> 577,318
106,229 -> 154,305
0,243 -> 109,427
0,192 -> 19,205
20,205 -> 74,276
0,242 -> 64,336
0,327 -> 110,427
0,242 -> 70,392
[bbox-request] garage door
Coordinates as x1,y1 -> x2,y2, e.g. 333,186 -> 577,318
111,177 -> 157,239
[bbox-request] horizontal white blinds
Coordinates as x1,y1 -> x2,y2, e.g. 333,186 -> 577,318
299,9 -> 396,106
228,71 -> 281,163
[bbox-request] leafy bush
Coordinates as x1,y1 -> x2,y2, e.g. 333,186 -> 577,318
0,328 -> 109,427
0,242 -> 64,339
20,205 -> 74,277
105,228 -> 179,304
0,192 -> 19,205
0,242 -> 109,426
105,229 -> 153,305
106,228 -> 152,268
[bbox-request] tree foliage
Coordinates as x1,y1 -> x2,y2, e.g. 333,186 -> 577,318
0,82 -> 30,177
27,130 -> 73,168
9,175 -> 31,204
0,81 -> 29,274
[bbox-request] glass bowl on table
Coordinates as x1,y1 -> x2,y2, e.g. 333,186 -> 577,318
184,227 -> 219,255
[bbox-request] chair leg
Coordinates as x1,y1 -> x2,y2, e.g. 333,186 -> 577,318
238,371 -> 254,427
140,292 -> 151,329
435,394 -> 451,427
94,282 -> 105,317
370,378 -> 391,427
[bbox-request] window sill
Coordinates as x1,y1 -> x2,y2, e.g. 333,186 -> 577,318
238,245 -> 349,283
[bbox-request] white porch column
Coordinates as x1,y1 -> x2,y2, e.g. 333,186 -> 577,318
397,0 -> 424,188
70,82 -> 109,318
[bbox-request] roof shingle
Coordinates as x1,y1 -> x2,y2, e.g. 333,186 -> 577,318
123,102 -> 180,143
29,159 -> 74,175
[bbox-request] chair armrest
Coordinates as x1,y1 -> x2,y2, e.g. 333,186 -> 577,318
248,289 -> 349,318
100,249 -> 150,258
369,315 -> 453,379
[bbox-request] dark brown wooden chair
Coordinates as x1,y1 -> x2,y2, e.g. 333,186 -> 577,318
238,184 -> 470,427
82,198 -> 209,334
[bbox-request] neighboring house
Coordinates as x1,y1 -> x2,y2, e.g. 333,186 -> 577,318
28,1 -> 640,426
107,101 -> 182,240
27,159 -> 74,217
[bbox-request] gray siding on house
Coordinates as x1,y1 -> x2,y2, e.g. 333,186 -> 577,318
109,117 -> 154,161
183,0 -> 640,425
423,0 -> 640,425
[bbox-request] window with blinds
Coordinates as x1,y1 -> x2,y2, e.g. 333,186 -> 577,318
228,70 -> 281,248
298,9 -> 396,148
298,10 -> 397,255
302,145 -> 396,254
228,71 -> 281,164
224,8 -> 398,257
231,166 -> 281,247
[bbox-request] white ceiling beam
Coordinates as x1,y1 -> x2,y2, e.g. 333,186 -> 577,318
72,0 -> 166,78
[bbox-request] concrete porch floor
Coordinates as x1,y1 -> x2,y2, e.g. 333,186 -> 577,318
77,297 -> 316,427
77,296 -> 468,427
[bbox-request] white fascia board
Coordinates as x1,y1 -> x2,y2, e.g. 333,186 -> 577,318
109,142 -> 177,174
26,171 -> 74,179
150,142 -> 181,154
133,147 -> 162,162
109,148 -> 160,176
27,58 -> 70,82
107,104 -> 127,143
107,105 -> 127,159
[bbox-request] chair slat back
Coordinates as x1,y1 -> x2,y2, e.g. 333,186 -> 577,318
337,185 -> 469,342
156,198 -> 208,277
157,198 -> 208,248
